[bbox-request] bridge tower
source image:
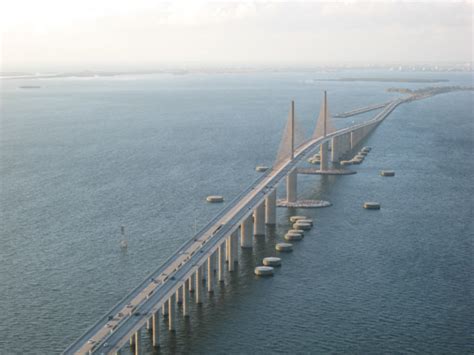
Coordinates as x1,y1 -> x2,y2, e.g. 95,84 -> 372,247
275,100 -> 304,203
312,91 -> 336,171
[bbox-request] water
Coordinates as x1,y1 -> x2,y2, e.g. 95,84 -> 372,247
0,71 -> 472,354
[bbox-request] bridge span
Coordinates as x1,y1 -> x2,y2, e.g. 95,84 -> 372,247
333,100 -> 393,118
64,93 -> 409,355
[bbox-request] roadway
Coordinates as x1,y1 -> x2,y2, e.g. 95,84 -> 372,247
333,100 -> 392,118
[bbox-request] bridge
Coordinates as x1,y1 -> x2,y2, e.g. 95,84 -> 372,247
333,100 -> 392,118
64,91 -> 413,355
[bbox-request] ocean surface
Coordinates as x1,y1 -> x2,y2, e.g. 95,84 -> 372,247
0,70 -> 472,354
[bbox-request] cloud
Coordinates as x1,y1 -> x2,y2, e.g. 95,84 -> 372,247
1,0 -> 472,70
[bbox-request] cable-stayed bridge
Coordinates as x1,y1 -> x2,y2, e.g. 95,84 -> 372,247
64,92 -> 413,355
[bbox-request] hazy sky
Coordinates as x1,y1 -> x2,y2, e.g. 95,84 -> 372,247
0,0 -> 472,71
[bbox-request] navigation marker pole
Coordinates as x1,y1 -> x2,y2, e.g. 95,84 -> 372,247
120,225 -> 128,249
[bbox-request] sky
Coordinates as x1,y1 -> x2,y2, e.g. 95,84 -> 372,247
0,0 -> 472,71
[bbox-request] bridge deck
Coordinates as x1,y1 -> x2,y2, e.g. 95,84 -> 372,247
333,100 -> 392,118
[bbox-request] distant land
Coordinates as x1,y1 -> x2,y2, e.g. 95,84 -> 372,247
387,85 -> 473,95
316,78 -> 449,83
1,62 -> 472,80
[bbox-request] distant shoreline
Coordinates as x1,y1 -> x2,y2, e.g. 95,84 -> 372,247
315,78 -> 449,83
1,68 -> 470,81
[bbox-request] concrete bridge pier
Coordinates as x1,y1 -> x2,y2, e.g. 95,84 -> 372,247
320,141 -> 329,170
253,202 -> 265,237
240,216 -> 253,248
265,189 -> 276,225
152,310 -> 160,348
133,329 -> 141,355
195,267 -> 202,304
207,254 -> 214,293
182,280 -> 190,317
218,242 -> 225,282
226,235 -> 234,271
168,293 -> 176,331
286,168 -> 297,202
231,230 -> 239,264
350,130 -> 356,148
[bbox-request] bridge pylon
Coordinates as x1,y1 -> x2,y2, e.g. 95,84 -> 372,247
275,100 -> 305,167
297,91 -> 356,176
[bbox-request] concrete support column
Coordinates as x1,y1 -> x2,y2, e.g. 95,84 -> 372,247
207,254 -> 214,293
162,300 -> 168,317
320,141 -> 329,171
240,216 -> 253,248
176,286 -> 183,305
218,242 -> 225,282
168,294 -> 176,331
286,168 -> 297,203
225,236 -> 230,262
231,230 -> 238,264
195,268 -> 202,304
253,201 -> 265,237
134,329 -> 141,355
182,280 -> 190,317
227,235 -> 234,271
265,189 -> 277,225
152,311 -> 160,348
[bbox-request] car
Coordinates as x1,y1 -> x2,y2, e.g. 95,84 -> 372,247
134,312 -> 141,316
87,340 -> 95,344
170,276 -> 175,280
